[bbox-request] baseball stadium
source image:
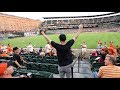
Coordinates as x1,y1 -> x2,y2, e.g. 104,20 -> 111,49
0,12 -> 120,78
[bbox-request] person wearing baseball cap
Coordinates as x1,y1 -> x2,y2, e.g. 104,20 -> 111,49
0,62 -> 28,78
0,62 -> 14,78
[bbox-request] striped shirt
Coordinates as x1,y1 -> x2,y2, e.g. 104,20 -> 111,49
98,65 -> 120,78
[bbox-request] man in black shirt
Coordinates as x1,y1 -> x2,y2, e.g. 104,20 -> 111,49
40,24 -> 84,78
13,47 -> 28,68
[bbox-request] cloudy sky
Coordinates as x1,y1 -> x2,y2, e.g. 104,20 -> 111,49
1,12 -> 113,20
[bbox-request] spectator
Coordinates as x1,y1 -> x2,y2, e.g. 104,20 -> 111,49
109,41 -> 115,49
90,49 -> 97,56
27,42 -> 34,53
0,62 -> 27,78
40,24 -> 84,78
97,43 -> 103,55
98,40 -> 101,45
32,49 -> 37,55
39,47 -> 43,53
103,42 -> 107,48
79,52 -> 90,61
40,48 -> 45,58
98,55 -> 120,78
97,42 -> 102,50
102,46 -> 108,54
0,62 -> 15,78
7,43 -> 13,55
1,44 -> 7,53
81,42 -> 87,53
51,47 -> 57,56
0,50 -> 11,57
116,47 -> 120,57
99,50 -> 107,63
19,48 -> 26,55
108,47 -> 116,56
45,42 -> 52,56
13,47 -> 28,68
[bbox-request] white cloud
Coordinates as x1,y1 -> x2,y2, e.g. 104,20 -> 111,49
1,12 -> 113,20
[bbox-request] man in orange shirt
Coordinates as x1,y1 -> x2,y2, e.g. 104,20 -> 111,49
7,43 -> 13,55
109,41 -> 115,49
98,55 -> 120,78
108,47 -> 116,56
0,50 -> 10,57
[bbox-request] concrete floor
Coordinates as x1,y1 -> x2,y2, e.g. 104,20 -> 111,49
53,59 -> 94,78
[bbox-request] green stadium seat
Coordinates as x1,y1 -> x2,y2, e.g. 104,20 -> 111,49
49,59 -> 58,64
91,62 -> 104,72
15,68 -> 29,75
48,64 -> 59,74
36,58 -> 43,63
90,56 -> 99,64
42,58 -> 50,63
26,63 -> 39,70
38,63 -> 49,71
32,71 -> 53,78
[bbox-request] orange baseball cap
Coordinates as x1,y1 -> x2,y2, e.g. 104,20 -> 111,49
0,63 -> 8,76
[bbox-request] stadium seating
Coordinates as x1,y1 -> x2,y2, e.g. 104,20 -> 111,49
13,68 -> 53,78
26,62 -> 59,74
90,56 -> 98,64
91,62 -> 105,72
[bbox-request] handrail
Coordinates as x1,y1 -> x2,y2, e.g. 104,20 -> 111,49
71,57 -> 78,78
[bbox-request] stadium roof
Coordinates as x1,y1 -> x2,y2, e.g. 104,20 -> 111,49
1,12 -> 116,21
43,12 -> 120,20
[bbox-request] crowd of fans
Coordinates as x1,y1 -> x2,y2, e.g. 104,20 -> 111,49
42,14 -> 120,31
1,37 -> 120,78
1,13 -> 120,78
0,41 -> 59,78
80,40 -> 120,78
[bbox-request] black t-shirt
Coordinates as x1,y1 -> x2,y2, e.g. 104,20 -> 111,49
51,39 -> 75,66
13,54 -> 23,68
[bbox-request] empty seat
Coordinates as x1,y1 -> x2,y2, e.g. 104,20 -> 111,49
48,64 -> 59,74
91,62 -> 105,72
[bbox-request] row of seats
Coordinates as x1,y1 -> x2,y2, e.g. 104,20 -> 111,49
21,53 -> 58,59
21,54 -> 58,64
0,54 -> 59,78
0,56 -> 13,60
91,62 -> 105,72
26,62 -> 59,74
0,58 -> 59,74
12,68 -> 53,78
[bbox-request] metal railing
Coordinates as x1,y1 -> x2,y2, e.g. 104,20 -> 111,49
71,57 -> 78,78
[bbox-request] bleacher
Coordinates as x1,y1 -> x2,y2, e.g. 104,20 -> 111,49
0,54 -> 59,78
89,55 -> 120,72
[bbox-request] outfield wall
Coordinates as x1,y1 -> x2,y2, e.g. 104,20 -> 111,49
72,49 -> 93,57
23,48 -> 93,57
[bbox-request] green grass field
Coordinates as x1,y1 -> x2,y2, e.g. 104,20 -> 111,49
1,32 -> 120,49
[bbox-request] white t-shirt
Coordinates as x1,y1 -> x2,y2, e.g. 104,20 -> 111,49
27,45 -> 33,52
45,44 -> 52,54
1,45 -> 7,53
81,44 -> 87,52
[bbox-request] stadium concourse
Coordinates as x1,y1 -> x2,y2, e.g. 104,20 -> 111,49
1,12 -> 120,78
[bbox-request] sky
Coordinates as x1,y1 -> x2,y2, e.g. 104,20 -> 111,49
1,12 -> 113,21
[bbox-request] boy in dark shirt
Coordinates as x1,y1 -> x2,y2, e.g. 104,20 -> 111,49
40,24 -> 84,78
13,47 -> 28,68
